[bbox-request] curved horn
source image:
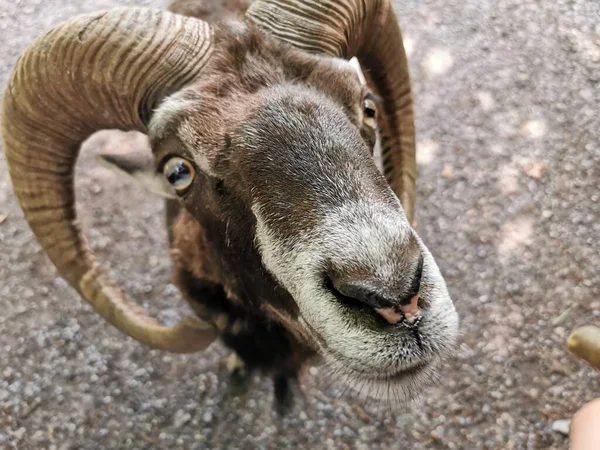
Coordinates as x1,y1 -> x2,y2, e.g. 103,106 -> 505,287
246,0 -> 416,223
568,326 -> 600,370
1,8 -> 218,353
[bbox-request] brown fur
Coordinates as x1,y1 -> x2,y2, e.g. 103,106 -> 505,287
155,1 -> 415,408
149,15 -> 384,388
160,24 -> 380,306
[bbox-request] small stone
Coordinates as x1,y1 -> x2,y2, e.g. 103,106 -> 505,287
173,409 -> 192,428
521,120 -> 547,138
416,139 -> 440,165
552,419 -> 571,436
579,89 -> 594,101
528,388 -> 539,399
477,91 -> 495,111
521,162 -> 546,179
441,166 -> 455,180
541,210 -> 553,219
12,427 -> 26,441
554,326 -> 566,337
423,47 -> 453,75
490,391 -> 502,399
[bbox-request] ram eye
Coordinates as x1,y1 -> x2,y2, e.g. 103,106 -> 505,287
363,98 -> 378,128
163,157 -> 195,192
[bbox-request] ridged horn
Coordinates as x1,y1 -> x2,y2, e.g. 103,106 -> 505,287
568,326 -> 600,370
247,0 -> 417,223
1,7 -> 218,353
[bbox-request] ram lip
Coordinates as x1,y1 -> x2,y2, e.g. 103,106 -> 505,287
331,350 -> 434,380
375,360 -> 431,381
324,356 -> 438,402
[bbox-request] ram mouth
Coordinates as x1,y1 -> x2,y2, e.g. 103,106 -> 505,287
334,350 -> 433,381
325,357 -> 435,402
323,277 -> 395,329
377,360 -> 430,382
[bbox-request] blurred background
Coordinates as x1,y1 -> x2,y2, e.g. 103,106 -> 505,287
0,0 -> 598,448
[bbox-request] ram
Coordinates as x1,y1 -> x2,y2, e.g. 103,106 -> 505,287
1,0 -> 459,410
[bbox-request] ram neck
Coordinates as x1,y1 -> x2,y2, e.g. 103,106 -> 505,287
168,206 -> 299,319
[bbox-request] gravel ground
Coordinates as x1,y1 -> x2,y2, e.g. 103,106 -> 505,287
1,0 -> 599,449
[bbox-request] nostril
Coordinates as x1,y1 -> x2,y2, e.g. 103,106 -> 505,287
331,280 -> 392,311
399,252 -> 424,307
398,295 -> 421,324
375,296 -> 421,326
374,306 -> 404,325
327,277 -> 415,326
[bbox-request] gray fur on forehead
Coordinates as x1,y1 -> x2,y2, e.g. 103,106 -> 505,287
233,84 -> 393,210
149,22 -> 365,141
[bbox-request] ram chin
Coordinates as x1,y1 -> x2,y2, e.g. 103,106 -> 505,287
308,329 -> 452,403
295,288 -> 459,403
323,354 -> 440,403
298,328 -> 447,403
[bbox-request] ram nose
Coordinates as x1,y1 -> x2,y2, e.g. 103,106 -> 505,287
328,254 -> 424,325
375,295 -> 421,325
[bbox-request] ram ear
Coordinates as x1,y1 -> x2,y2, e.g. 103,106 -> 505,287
349,57 -> 367,86
97,146 -> 176,200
